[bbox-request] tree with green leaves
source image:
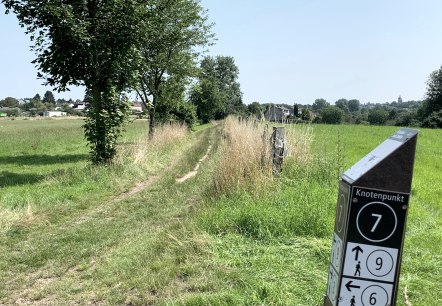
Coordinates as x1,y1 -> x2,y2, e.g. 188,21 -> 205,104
321,106 -> 345,124
422,110 -> 442,128
293,104 -> 299,117
348,99 -> 361,113
312,98 -> 329,112
335,98 -> 349,113
368,108 -> 389,125
419,65 -> 442,127
153,75 -> 197,128
133,0 -> 213,137
0,97 -> 19,108
32,93 -> 41,102
190,55 -> 244,123
301,108 -> 311,121
3,0 -> 144,164
248,101 -> 264,118
42,90 -> 55,106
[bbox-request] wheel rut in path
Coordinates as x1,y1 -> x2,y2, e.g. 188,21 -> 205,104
175,144 -> 212,184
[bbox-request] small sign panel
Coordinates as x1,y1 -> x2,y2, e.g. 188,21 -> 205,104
323,128 -> 418,306
342,242 -> 398,282
338,277 -> 393,306
335,182 -> 350,238
331,233 -> 344,272
346,187 -> 408,249
327,265 -> 339,304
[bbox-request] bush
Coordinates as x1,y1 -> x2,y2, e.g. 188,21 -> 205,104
156,101 -> 197,128
368,109 -> 389,125
422,110 -> 442,128
321,106 -> 344,124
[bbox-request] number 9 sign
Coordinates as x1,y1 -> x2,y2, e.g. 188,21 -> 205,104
366,250 -> 394,278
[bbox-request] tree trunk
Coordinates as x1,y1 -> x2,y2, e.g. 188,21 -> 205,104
84,85 -> 114,164
148,94 -> 157,139
91,86 -> 109,163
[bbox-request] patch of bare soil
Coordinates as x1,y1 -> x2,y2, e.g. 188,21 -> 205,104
176,145 -> 212,184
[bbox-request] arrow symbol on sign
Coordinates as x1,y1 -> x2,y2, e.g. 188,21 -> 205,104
352,245 -> 363,261
345,281 -> 361,292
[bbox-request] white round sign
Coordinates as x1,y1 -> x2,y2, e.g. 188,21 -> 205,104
361,285 -> 389,306
366,250 -> 394,278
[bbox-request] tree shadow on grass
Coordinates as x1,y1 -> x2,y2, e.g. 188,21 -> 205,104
0,154 -> 88,166
0,171 -> 46,188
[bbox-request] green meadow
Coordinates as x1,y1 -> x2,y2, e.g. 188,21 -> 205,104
0,119 -> 440,305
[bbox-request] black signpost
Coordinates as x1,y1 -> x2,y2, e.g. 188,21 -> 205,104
324,128 -> 418,306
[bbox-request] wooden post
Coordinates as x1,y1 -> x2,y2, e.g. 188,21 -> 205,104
272,127 -> 286,174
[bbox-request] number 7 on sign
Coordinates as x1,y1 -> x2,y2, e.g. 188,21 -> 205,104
371,214 -> 382,232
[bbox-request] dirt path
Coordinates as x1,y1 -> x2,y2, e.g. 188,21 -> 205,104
175,144 -> 212,184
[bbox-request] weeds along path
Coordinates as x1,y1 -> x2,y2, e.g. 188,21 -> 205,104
0,125 -> 221,305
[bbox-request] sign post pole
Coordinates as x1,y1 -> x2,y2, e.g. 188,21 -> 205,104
324,128 -> 418,306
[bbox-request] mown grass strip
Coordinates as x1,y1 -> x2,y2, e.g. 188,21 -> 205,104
0,121 -> 218,304
1,120 -> 440,305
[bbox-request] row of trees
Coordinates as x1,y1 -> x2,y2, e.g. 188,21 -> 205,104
311,65 -> 442,127
0,92 -> 84,116
292,98 -> 423,126
3,0 -> 243,164
0,91 -> 55,108
249,65 -> 442,129
1,54 -> 247,123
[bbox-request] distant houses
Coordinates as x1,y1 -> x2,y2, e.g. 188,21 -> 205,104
72,102 -> 87,110
43,111 -> 67,117
131,102 -> 143,113
264,105 -> 291,122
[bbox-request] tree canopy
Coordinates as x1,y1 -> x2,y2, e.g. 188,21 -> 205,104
0,97 -> 19,107
190,55 -> 244,123
248,102 -> 264,118
43,90 -> 55,105
321,106 -> 344,124
348,99 -> 361,113
368,108 -> 389,125
2,0 -> 216,162
3,0 -> 145,163
312,98 -> 329,111
335,99 -> 349,113
420,65 -> 442,127
133,0 -> 213,136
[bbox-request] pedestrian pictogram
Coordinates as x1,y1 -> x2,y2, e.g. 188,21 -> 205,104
354,261 -> 361,277
323,128 -> 418,306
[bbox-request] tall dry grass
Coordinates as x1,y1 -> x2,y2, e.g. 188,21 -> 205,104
213,117 -> 271,195
285,124 -> 313,165
213,117 -> 313,195
116,123 -> 188,165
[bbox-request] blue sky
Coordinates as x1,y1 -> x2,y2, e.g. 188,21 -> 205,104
1,1 -> 442,105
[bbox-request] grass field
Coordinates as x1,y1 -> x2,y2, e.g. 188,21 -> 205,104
0,119 -> 440,305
